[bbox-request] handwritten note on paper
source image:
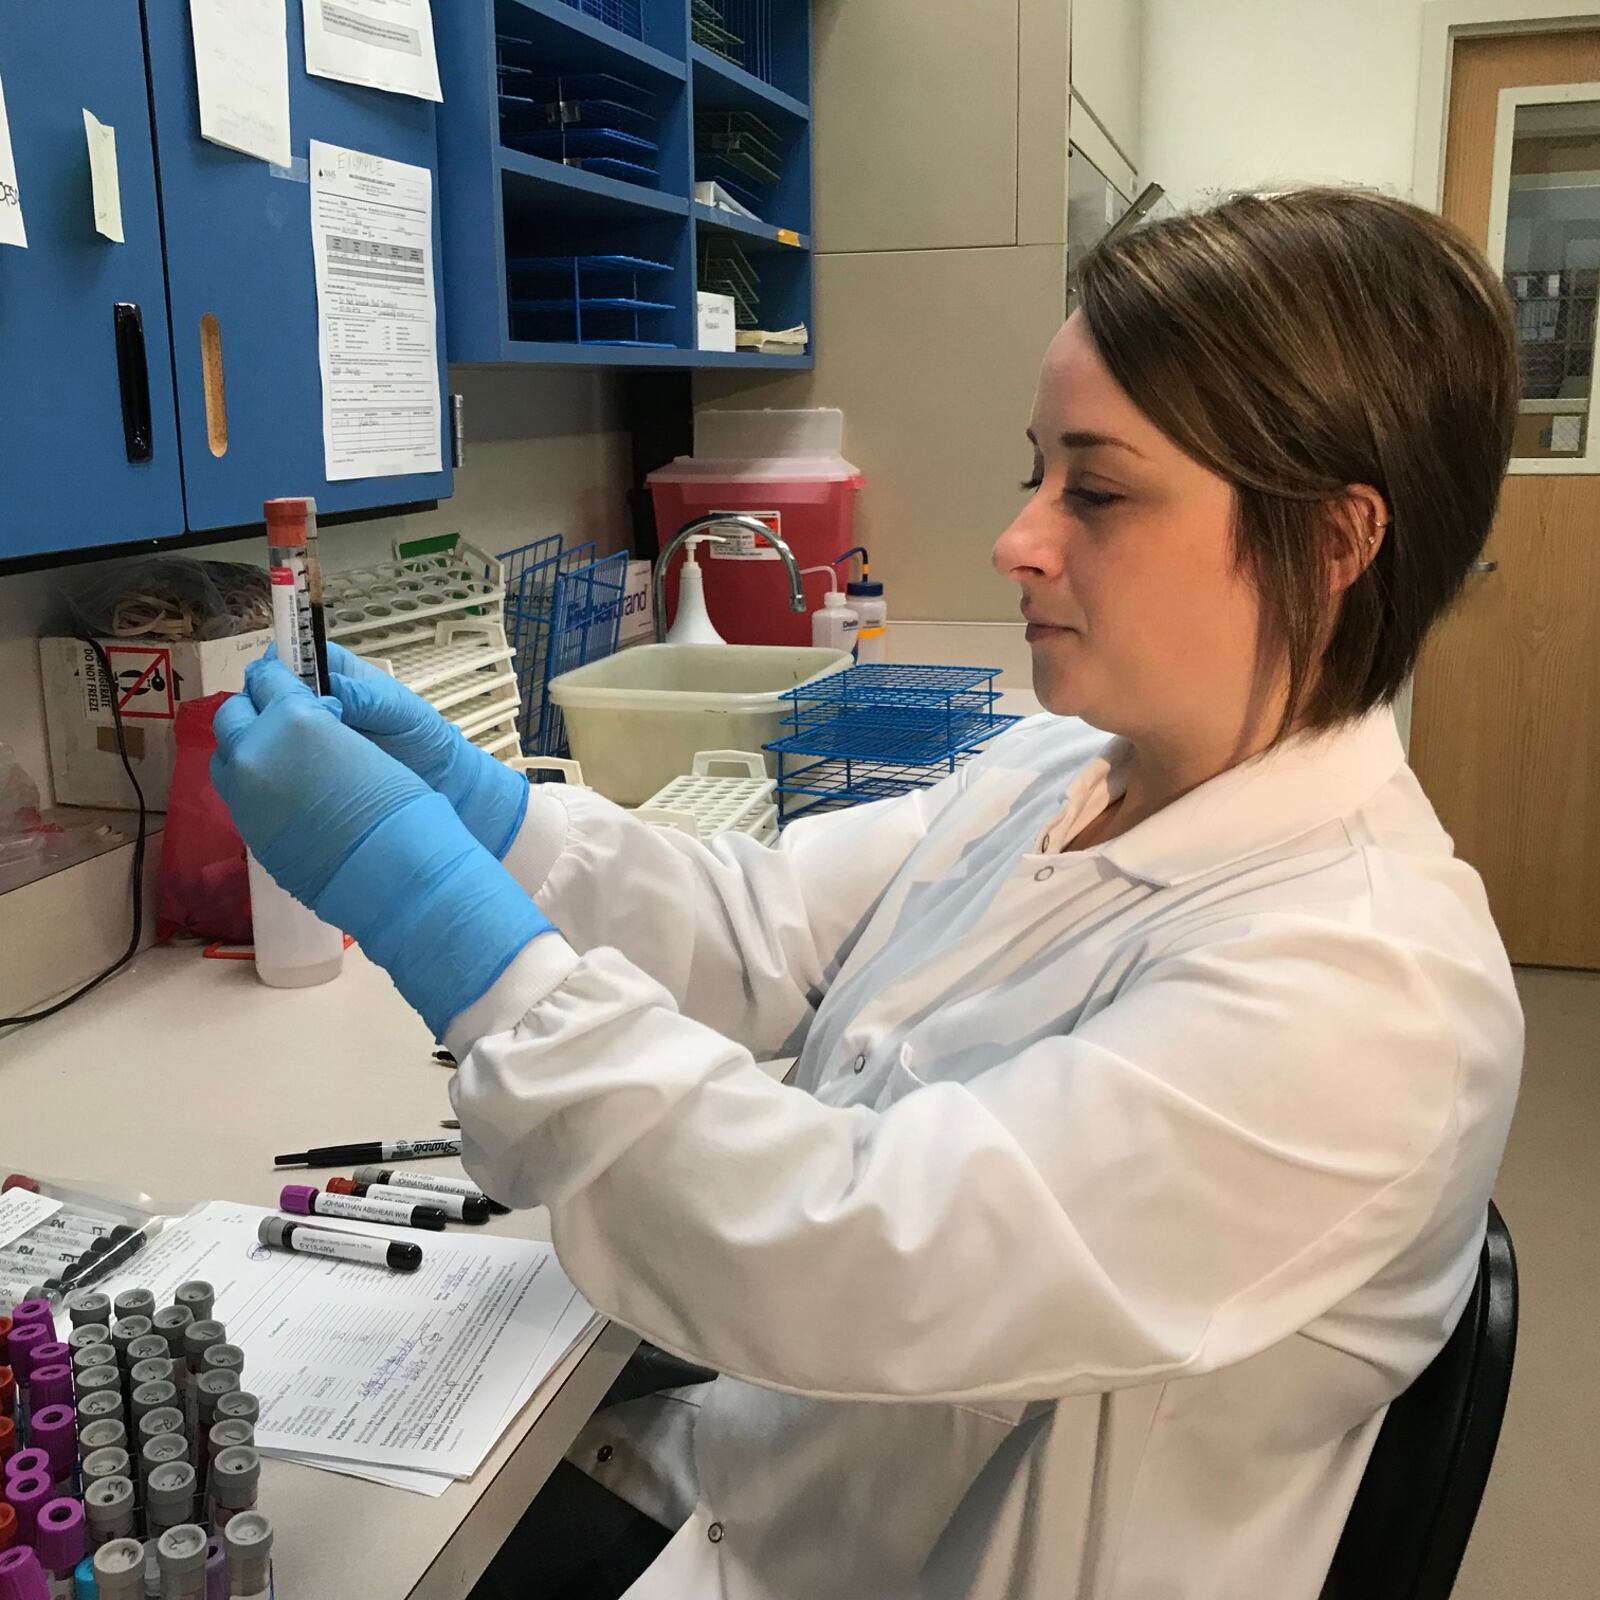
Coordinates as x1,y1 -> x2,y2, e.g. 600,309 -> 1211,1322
0,71 -> 27,248
83,111 -> 124,242
190,0 -> 292,167
302,0 -> 441,102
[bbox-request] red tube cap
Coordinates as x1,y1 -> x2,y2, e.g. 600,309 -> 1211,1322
263,498 -> 310,545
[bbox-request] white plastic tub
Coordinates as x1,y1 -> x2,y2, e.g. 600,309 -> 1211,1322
547,644 -> 851,804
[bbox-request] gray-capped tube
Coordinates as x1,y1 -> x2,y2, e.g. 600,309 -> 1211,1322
130,1355 -> 175,1391
67,1321 -> 112,1353
182,1320 -> 227,1376
78,1416 -> 127,1460
126,1334 -> 170,1371
109,1315 -> 153,1367
140,1434 -> 189,1497
222,1510 -> 273,1600
206,1419 -> 255,1456
82,1445 -> 133,1488
132,1380 -> 180,1429
213,1391 -> 259,1428
64,1289 -> 113,1329
137,1406 -> 188,1449
77,1389 -> 125,1432
92,1535 -> 147,1600
172,1282 -> 214,1323
72,1342 -> 117,1375
201,1344 -> 244,1381
196,1369 -> 240,1425
75,1364 -> 122,1401
145,1459 -> 197,1540
112,1287 -> 157,1323
84,1476 -> 137,1549
151,1305 -> 193,1357
156,1522 -> 210,1600
207,1446 -> 260,1531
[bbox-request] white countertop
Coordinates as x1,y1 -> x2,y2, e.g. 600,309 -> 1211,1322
2,941 -> 638,1600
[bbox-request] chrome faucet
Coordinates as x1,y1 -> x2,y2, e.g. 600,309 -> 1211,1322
652,514 -> 808,643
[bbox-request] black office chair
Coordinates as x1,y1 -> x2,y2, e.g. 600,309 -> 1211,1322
1321,1202 -> 1519,1600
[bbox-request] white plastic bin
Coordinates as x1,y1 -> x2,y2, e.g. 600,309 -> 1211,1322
546,643 -> 850,804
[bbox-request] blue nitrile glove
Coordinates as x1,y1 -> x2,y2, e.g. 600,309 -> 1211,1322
212,659 -> 554,1037
323,641 -> 529,859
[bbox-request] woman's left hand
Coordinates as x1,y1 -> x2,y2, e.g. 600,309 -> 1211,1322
213,660 -> 555,1035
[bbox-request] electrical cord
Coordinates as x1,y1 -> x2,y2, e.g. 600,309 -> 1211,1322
0,637 -> 147,1028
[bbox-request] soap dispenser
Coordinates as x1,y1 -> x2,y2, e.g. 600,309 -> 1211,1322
665,537 -> 728,646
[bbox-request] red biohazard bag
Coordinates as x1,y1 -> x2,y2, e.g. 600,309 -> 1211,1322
157,690 -> 251,942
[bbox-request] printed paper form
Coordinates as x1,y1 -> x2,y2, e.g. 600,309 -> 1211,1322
0,70 -> 27,248
310,139 -> 442,481
190,0 -> 293,167
302,0 -> 441,101
0,1189 -> 62,1253
67,1200 -> 597,1481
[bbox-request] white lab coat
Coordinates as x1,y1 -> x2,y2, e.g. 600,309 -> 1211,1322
444,709 -> 1521,1600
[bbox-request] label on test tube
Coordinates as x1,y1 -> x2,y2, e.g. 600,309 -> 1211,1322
286,1225 -> 393,1266
280,1185 -> 445,1231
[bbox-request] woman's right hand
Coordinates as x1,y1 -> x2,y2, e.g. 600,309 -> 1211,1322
326,642 -> 529,859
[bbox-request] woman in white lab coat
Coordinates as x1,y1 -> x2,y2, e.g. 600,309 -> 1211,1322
214,187 -> 1524,1600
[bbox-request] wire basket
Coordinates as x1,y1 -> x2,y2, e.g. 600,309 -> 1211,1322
698,234 -> 760,326
539,550 -> 631,755
692,0 -> 772,83
769,664 -> 1018,822
552,0 -> 643,40
502,535 -> 596,752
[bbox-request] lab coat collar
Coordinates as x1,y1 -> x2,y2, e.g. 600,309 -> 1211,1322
1093,709 -> 1407,888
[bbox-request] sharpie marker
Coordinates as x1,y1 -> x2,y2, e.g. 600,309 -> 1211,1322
353,1165 -> 510,1215
256,1216 -> 421,1273
279,1184 -> 446,1232
328,1176 -> 489,1224
275,1136 -> 462,1169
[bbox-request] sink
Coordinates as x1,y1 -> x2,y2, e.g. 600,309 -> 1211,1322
546,643 -> 852,804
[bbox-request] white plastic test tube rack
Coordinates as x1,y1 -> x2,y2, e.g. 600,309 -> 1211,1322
635,751 -> 779,847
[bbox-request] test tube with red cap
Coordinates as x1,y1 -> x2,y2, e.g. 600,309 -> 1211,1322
263,496 -> 329,694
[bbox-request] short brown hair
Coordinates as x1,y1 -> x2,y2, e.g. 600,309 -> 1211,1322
1075,187 -> 1520,733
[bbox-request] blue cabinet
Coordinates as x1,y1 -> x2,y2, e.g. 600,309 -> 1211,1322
144,1 -> 452,532
436,0 -> 814,370
0,0 -> 185,560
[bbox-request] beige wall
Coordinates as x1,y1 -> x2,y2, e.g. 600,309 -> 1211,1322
697,0 -> 1074,623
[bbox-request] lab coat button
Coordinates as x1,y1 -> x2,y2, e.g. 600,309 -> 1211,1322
708,1522 -> 725,1544
1034,866 -> 1055,883
853,1054 -> 866,1073
596,1445 -> 614,1464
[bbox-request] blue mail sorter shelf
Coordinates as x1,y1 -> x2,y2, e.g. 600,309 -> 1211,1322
435,0 -> 814,369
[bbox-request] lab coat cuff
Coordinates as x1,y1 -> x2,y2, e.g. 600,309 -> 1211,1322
443,932 -> 582,1055
500,787 -> 573,898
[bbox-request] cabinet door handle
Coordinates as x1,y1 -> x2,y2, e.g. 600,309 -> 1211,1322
113,302 -> 153,463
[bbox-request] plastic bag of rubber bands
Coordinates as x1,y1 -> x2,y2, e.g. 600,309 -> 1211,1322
63,557 -> 271,643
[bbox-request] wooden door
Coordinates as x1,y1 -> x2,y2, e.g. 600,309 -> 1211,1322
1410,29 -> 1600,969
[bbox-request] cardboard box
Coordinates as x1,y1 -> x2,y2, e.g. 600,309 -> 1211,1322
40,630 -> 270,810
618,559 -> 654,648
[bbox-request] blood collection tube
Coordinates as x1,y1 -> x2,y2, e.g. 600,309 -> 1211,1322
221,1511 -> 272,1600
63,1293 -> 113,1331
129,1358 -> 175,1395
264,496 -> 330,693
353,1164 -> 511,1213
206,1448 -> 258,1534
91,1538 -> 146,1600
35,1498 -> 86,1600
109,1319 -> 153,1371
8,1301 -> 53,1334
29,1406 -> 76,1495
329,1175 -> 490,1224
204,1421 -> 253,1459
0,1505 -> 12,1555
180,1325 -> 225,1384
171,1286 -> 213,1326
204,1535 -> 226,1600
212,1393 -> 257,1431
0,1549 -> 48,1599
126,1337 -> 170,1377
0,1368 -> 13,1422
132,1383 -> 181,1435
6,1448 -> 49,1484
111,1290 -> 155,1324
280,1182 -> 447,1231
256,1215 -> 422,1272
194,1374 -> 238,1480
28,1366 -> 73,1415
7,1470 -> 53,1545
82,1446 -> 132,1491
78,1417 -> 127,1461
72,1344 -> 117,1377
0,1415 -> 13,1472
140,1437 -> 188,1509
83,1474 -> 137,1552
144,1463 -> 196,1561
76,1391 -> 124,1435
156,1524 -> 209,1600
